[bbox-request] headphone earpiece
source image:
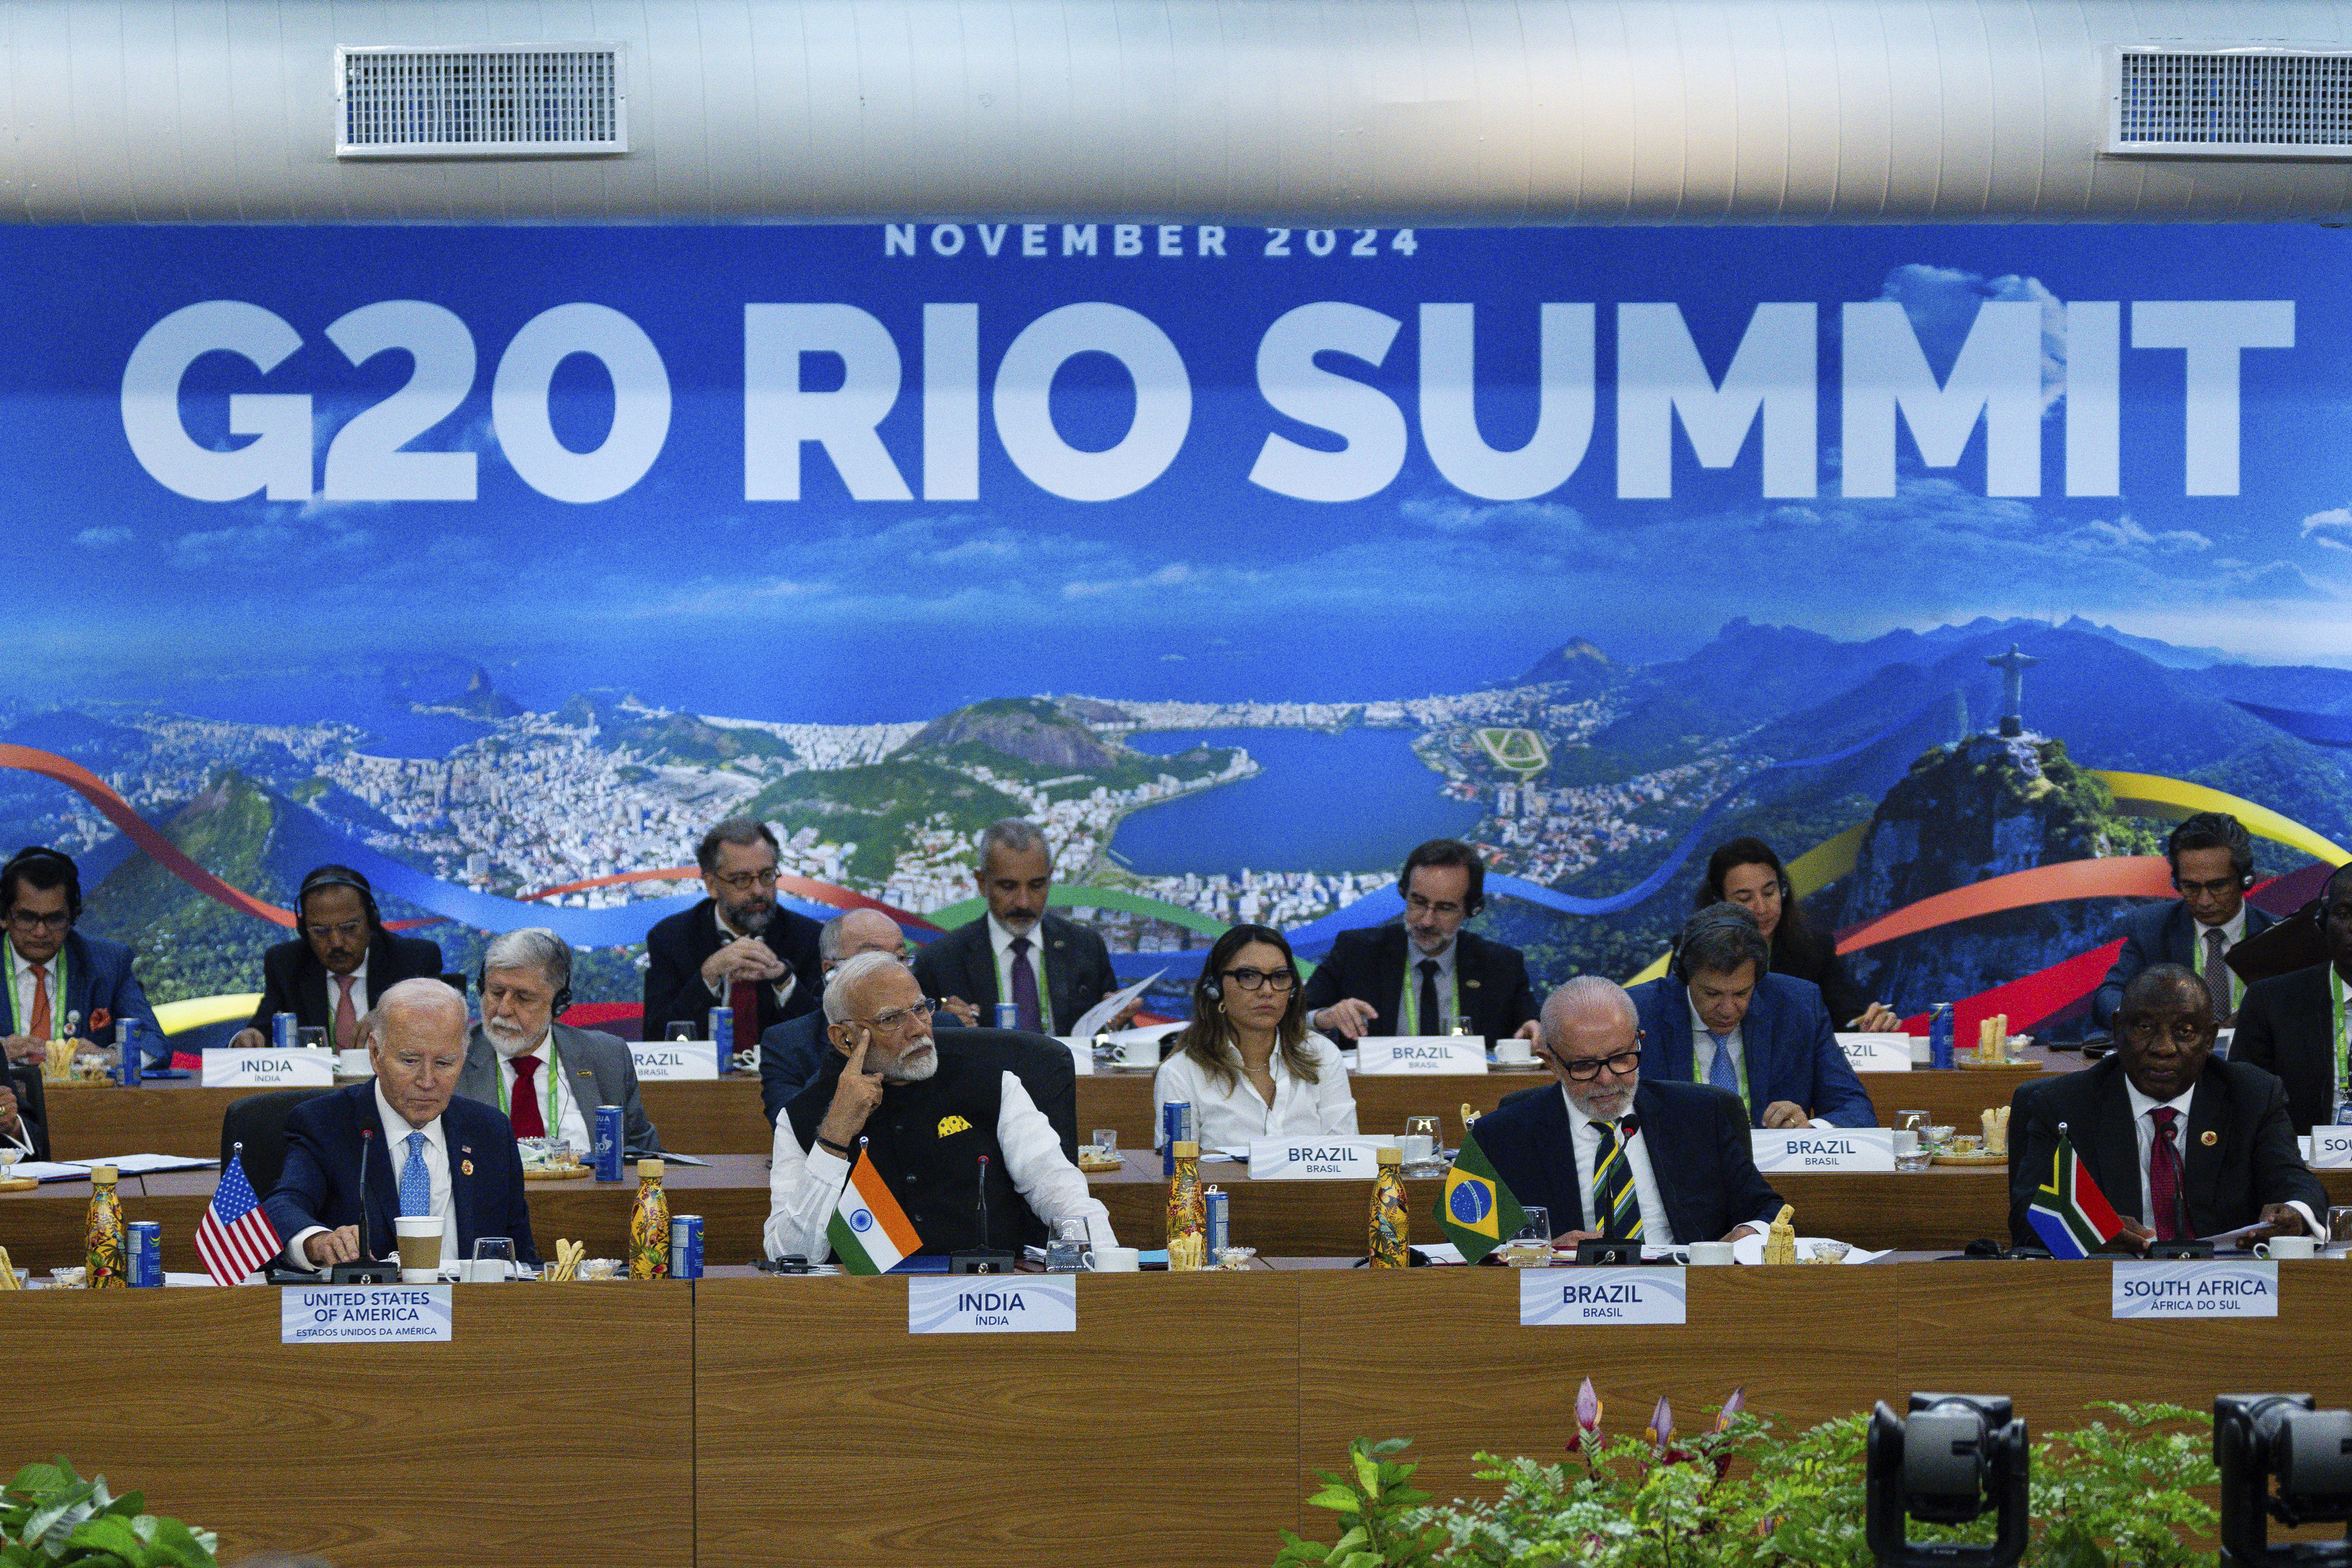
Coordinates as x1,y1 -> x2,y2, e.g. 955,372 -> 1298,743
477,968 -> 573,1019
2,846 -> 83,921
2243,871 -> 2259,890
295,867 -> 382,931
1202,979 -> 1221,1001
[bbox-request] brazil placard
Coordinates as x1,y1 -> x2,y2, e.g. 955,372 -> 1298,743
1520,1267 -> 1688,1326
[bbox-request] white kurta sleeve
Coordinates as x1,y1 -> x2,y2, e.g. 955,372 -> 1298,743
763,1110 -> 852,1261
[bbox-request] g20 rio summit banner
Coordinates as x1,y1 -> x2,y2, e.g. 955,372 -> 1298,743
1,222 -> 2347,1031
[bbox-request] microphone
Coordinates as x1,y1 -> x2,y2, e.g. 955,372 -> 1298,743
975,1153 -> 990,1247
1619,1114 -> 1641,1141
357,1126 -> 375,1262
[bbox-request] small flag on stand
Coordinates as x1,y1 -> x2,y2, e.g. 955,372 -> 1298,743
827,1144 -> 922,1275
1435,1126 -> 1528,1265
195,1144 -> 283,1286
2024,1127 -> 2125,1259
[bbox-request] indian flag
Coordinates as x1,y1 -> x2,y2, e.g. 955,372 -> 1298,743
2025,1131 -> 2124,1259
827,1149 -> 923,1275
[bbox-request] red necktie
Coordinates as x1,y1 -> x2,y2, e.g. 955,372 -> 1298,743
26,964 -> 49,1041
333,975 -> 359,1052
729,978 -> 760,1056
2148,1106 -> 2184,1241
509,1054 -> 547,1138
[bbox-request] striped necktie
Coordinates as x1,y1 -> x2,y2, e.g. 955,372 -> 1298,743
1592,1118 -> 1642,1239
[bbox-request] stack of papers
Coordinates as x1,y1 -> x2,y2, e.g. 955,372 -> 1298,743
67,1155 -> 218,1175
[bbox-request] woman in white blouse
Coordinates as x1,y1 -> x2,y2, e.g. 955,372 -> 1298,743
1154,923 -> 1358,1149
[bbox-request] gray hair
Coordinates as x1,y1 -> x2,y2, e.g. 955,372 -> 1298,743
975,817 -> 1046,870
376,976 -> 467,1038
824,950 -> 905,1025
818,908 -> 901,963
1679,902 -> 1770,982
483,926 -> 572,994
1542,975 -> 1639,1042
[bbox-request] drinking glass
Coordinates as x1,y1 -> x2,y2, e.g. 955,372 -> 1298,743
298,1027 -> 328,1052
665,1021 -> 697,1043
1090,1128 -> 1118,1163
470,1236 -> 517,1282
1895,1109 -> 1930,1132
1501,1206 -> 1554,1266
2328,1206 -> 2352,1252
1403,1114 -> 1441,1168
1044,1218 -> 1091,1273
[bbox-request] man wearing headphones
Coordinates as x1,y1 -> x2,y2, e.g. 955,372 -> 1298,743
1301,839 -> 1540,1042
0,847 -> 160,1068
229,865 -> 446,1055
2089,813 -> 2274,1033
456,926 -> 663,1155
2228,862 -> 2352,1134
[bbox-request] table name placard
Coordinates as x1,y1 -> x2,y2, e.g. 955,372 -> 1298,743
282,1285 -> 454,1344
2111,1260 -> 2278,1319
1751,1126 -> 1896,1173
907,1275 -> 1077,1335
628,1040 -> 720,1081
1353,1038 -> 1488,1075
1521,1267 -> 1688,1326
1836,1035 -> 1915,1072
2310,1127 -> 2352,1168
1248,1138 -> 1387,1180
1051,1038 -> 1098,1077
203,1049 -> 335,1088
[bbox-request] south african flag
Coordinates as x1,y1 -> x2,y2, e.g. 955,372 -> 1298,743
2025,1132 -> 2124,1259
1436,1127 -> 1528,1265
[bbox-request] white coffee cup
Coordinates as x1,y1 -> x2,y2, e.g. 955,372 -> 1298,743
1093,1246 -> 1141,1272
394,1215 -> 445,1283
1892,1129 -> 1921,1157
1117,1036 -> 1158,1069
2256,1234 -> 2318,1261
1686,1241 -> 1736,1266
1496,1039 -> 1535,1064
1397,1134 -> 1435,1165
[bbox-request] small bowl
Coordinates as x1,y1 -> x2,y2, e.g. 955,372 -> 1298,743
1895,1152 -> 1935,1174
576,1258 -> 620,1281
1805,1241 -> 1852,1265
49,1266 -> 86,1288
1214,1246 -> 1258,1271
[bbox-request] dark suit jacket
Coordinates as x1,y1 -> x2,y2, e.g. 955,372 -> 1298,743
1627,972 -> 1876,1128
243,930 -> 446,1039
262,1081 -> 537,1266
1468,1077 -> 1783,1243
6,1063 -> 48,1162
1299,926 -> 1538,1039
2091,901 -> 2276,1031
1,931 -> 160,1057
642,898 -> 822,1043
2230,960 -> 2348,1133
455,1022 -> 663,1155
760,1010 -> 831,1126
2005,1054 -> 2323,1246
909,912 -> 1117,1035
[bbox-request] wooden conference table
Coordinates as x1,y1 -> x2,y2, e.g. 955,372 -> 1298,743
8,1259 -> 2352,1568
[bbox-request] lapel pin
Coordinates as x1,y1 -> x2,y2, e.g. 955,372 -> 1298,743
2200,1129 -> 2217,1146
462,1159 -> 475,1175
1465,978 -> 1482,989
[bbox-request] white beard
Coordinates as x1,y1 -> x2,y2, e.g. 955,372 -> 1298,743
484,1016 -> 546,1059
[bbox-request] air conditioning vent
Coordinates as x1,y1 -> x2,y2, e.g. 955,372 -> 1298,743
2109,47 -> 2352,156
336,45 -> 627,158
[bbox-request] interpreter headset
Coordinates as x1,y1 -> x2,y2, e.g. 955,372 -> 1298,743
2167,813 -> 2257,891
295,865 -> 383,930
1669,905 -> 1768,986
1,846 -> 82,920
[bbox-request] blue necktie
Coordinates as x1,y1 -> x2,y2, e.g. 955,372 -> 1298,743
1706,1034 -> 1740,1095
399,1130 -> 431,1217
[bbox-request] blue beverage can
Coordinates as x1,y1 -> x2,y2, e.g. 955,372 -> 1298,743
1204,1187 -> 1229,1256
593,1105 -> 624,1182
1928,1003 -> 1955,1070
706,1006 -> 734,1073
994,1002 -> 1020,1029
116,1017 -> 143,1086
1161,1100 -> 1194,1175
272,1012 -> 298,1052
127,1222 -> 162,1287
669,1214 -> 704,1279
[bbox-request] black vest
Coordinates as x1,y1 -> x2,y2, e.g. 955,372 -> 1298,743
785,1051 -> 1025,1255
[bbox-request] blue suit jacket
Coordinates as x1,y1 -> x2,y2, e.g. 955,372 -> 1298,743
1,931 -> 161,1058
262,1081 -> 537,1266
1471,1077 -> 1783,1243
1628,973 -> 1876,1128
2090,900 -> 2275,1031
759,1010 -> 831,1125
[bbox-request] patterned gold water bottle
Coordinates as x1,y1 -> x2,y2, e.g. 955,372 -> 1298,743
627,1159 -> 670,1279
1369,1148 -> 1409,1268
1167,1141 -> 1206,1271
86,1165 -> 128,1289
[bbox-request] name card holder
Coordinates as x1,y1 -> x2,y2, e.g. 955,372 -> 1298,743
283,1284 -> 455,1344
1050,1037 -> 1098,1077
203,1049 -> 336,1088
1248,1137 -> 1388,1180
2112,1259 -> 2278,1319
908,1275 -> 1077,1335
1837,1035 -> 1915,1072
627,1039 -> 721,1081
1353,1038 -> 1488,1074
2308,1127 -> 2352,1168
1750,1126 -> 1897,1174
1521,1266 -> 1688,1326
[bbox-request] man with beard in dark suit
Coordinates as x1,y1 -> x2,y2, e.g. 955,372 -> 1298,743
910,819 -> 1122,1036
642,818 -> 823,1045
1302,839 -> 1539,1043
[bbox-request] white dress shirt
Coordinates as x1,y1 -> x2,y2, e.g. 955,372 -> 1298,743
7,940 -> 62,1039
1406,939 -> 1459,1034
2122,1076 -> 2319,1239
1152,1034 -> 1358,1149
988,915 -> 1050,1023
496,1034 -> 593,1151
1561,1087 -> 1680,1245
320,955 -> 369,1045
282,1084 -> 456,1271
764,1071 -> 1114,1261
699,904 -> 798,1011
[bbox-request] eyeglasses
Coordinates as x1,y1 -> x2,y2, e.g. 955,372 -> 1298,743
1405,895 -> 1464,918
860,998 -> 938,1033
303,921 -> 366,943
5,910 -> 69,933
712,866 -> 781,891
2173,876 -> 2241,898
1221,967 -> 1297,992
1556,1048 -> 1642,1081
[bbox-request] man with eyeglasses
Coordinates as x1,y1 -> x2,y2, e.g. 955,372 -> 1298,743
763,951 -> 1114,1262
2009,964 -> 2319,1252
759,909 -> 915,1124
1466,976 -> 1782,1246
1301,839 -> 1539,1043
457,926 -> 663,1156
2090,813 -> 2274,1034
2230,861 -> 2352,1135
642,817 -> 823,1047
0,847 -> 159,1071
229,865 -> 445,1057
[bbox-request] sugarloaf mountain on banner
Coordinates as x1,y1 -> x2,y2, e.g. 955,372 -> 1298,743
828,1147 -> 923,1275
2025,1131 -> 2126,1261
1437,1128 -> 1528,1265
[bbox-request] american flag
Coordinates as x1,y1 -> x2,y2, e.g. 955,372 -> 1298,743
195,1146 -> 283,1286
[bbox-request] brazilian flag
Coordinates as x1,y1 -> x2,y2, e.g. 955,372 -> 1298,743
1436,1127 -> 1527,1265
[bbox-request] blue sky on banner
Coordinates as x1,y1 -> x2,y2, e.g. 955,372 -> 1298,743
3,222 -> 2348,727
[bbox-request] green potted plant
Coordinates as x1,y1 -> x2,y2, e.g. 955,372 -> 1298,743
0,1460 -> 218,1568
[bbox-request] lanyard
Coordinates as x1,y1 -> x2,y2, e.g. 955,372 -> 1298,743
2333,967 -> 2348,1100
1399,952 -> 1461,1034
5,937 -> 64,1037
1695,1028 -> 1752,1104
494,1042 -> 563,1134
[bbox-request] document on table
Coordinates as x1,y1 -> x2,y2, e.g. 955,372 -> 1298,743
65,1154 -> 218,1175
8,1162 -> 93,1183
1069,971 -> 1165,1040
